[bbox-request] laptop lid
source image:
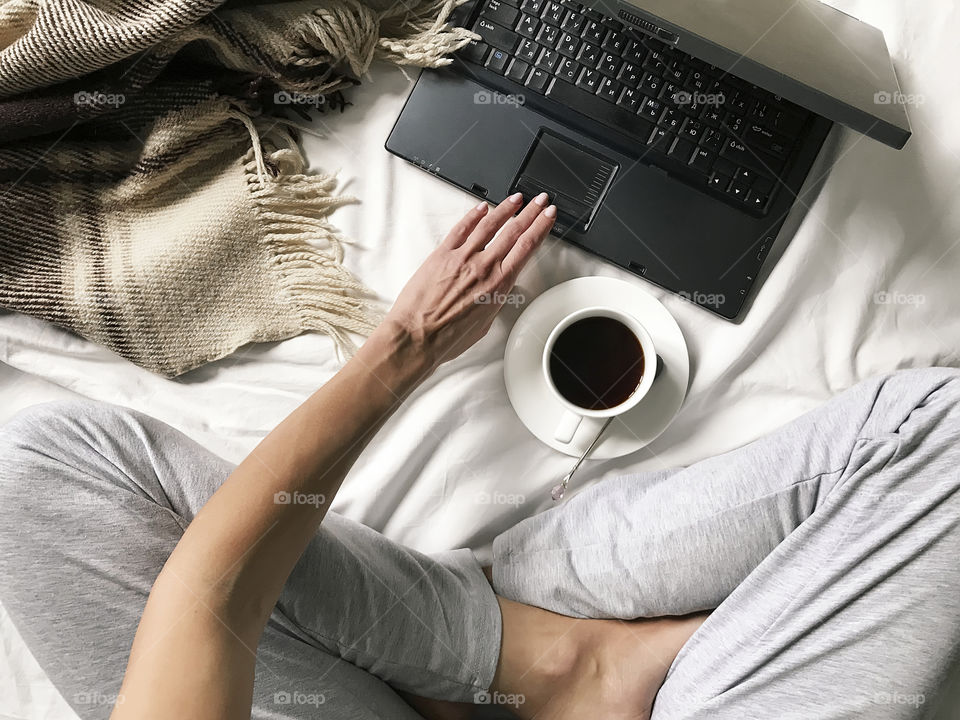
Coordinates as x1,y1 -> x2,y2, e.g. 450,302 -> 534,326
600,0 -> 912,148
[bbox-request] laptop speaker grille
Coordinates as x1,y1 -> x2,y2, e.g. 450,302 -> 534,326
618,10 -> 680,44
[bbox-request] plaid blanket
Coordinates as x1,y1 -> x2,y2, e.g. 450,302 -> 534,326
0,0 -> 472,376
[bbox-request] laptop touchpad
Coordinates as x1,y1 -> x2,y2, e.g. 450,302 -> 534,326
512,130 -> 617,233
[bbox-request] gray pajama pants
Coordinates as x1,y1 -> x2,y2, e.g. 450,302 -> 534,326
1,367 -> 959,720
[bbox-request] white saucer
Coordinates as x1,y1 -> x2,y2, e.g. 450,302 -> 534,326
504,277 -> 689,459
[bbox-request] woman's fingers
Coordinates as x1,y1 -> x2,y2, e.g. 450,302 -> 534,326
485,192 -> 551,259
441,201 -> 490,250
500,203 -> 556,281
459,192 -> 525,253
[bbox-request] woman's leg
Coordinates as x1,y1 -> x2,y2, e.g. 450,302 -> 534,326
493,367 -> 960,718
0,400 -> 497,719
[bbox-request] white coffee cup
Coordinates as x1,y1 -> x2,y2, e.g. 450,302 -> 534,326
542,306 -> 657,444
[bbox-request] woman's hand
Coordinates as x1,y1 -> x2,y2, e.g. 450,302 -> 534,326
367,192 -> 556,378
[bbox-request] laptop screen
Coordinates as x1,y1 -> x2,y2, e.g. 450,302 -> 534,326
607,0 -> 912,148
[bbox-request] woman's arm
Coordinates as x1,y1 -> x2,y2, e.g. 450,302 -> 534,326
111,193 -> 555,719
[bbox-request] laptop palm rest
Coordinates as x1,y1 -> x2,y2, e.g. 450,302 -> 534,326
511,130 -> 617,233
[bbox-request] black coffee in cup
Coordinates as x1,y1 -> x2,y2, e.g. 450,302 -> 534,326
548,316 -> 645,410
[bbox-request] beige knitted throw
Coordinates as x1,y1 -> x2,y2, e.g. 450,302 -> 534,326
0,0 -> 473,377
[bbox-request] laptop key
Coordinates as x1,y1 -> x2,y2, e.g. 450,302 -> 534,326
720,138 -> 782,175
647,127 -> 674,154
597,52 -> 621,77
680,118 -> 703,142
516,13 -> 539,38
642,50 -> 668,74
516,38 -> 539,62
582,19 -> 605,44
473,19 -> 519,52
689,147 -> 715,173
506,58 -> 531,83
745,124 -> 791,158
623,39 -> 646,66
575,41 -> 601,68
617,86 -> 644,112
535,47 -> 561,72
541,1 -> 564,25
770,109 -> 806,138
726,180 -> 750,200
726,92 -> 750,116
520,0 -> 543,13
459,40 -> 489,65
659,108 -> 683,132
536,23 -> 560,47
663,60 -> 686,83
617,63 -> 642,88
576,67 -> 601,92
733,167 -> 759,185
701,108 -> 722,127
561,10 -> 585,33
668,137 -> 695,161
485,47 -> 511,74
639,72 -> 662,95
708,172 -> 730,190
545,74 -> 654,140
526,66 -> 551,93
556,31 -> 580,57
639,97 -> 664,121
601,29 -> 627,54
701,127 -> 724,152
597,76 -> 621,102
684,70 -> 710,93
481,0 -> 520,29
556,57 -> 580,83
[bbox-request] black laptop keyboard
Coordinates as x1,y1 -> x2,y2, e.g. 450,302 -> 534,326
457,0 -> 811,214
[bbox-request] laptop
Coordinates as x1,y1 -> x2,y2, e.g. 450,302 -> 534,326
385,0 -> 912,319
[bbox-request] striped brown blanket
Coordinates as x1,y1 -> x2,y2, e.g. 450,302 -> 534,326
0,0 -> 471,377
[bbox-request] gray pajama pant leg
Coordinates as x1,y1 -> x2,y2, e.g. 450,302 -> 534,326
493,366 -> 960,719
0,401 -> 500,720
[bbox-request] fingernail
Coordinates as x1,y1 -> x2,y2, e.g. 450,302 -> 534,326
544,204 -> 557,218
475,201 -> 487,211
534,191 -> 549,206
509,192 -> 523,203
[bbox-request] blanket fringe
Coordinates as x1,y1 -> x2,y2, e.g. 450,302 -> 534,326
288,0 -> 476,80
238,119 -> 383,359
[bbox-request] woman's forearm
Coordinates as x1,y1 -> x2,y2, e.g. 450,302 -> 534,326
162,321 -> 431,625
114,323 -> 431,719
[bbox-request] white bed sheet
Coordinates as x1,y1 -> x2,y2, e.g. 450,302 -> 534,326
2,0 -> 960,717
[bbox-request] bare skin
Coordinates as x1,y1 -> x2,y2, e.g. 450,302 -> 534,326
111,190 -> 704,720
407,581 -> 707,720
